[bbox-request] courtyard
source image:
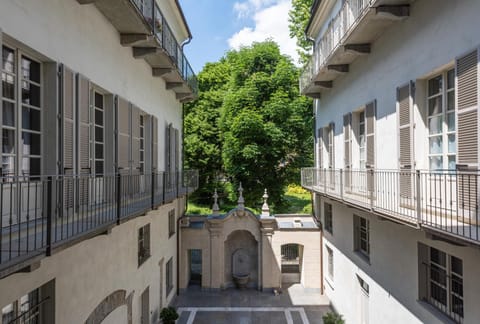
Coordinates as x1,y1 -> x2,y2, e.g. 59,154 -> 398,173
173,285 -> 331,324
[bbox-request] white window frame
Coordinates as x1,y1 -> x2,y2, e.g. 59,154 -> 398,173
326,245 -> 334,281
1,45 -> 43,178
1,288 -> 40,324
358,110 -> 366,170
427,69 -> 456,171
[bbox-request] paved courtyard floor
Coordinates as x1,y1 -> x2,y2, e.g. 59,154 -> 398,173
173,284 -> 331,324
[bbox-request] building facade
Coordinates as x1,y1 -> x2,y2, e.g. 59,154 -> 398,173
0,0 -> 198,323
301,0 -> 480,323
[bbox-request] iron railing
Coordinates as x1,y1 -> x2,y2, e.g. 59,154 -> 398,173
148,0 -> 198,94
301,168 -> 480,243
0,170 -> 198,272
300,0 -> 372,93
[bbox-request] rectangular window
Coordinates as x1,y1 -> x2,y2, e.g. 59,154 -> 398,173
354,215 -> 370,260
166,258 -> 173,297
1,46 -> 42,177
168,209 -> 175,238
419,245 -> 464,323
324,202 -> 333,234
138,224 -> 151,266
326,245 -> 334,281
94,91 -> 104,176
427,69 -> 456,170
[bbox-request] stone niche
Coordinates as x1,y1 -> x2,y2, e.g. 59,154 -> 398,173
224,230 -> 258,288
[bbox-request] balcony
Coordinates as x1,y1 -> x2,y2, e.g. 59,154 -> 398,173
300,0 -> 411,97
77,0 -> 198,102
301,168 -> 480,245
0,170 -> 198,278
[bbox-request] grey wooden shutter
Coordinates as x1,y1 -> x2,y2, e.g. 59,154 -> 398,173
117,96 -> 131,173
144,114 -> 152,174
365,101 -> 376,193
317,128 -> 323,169
397,82 -> 415,202
131,105 -> 141,174
328,122 -> 335,169
170,125 -> 176,175
343,113 -> 352,190
365,101 -> 376,169
61,65 -> 76,208
77,74 -> 91,206
456,49 -> 479,215
152,116 -> 158,171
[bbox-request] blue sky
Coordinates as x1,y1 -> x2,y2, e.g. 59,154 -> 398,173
179,0 -> 298,73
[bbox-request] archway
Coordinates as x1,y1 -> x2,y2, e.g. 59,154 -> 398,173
281,243 -> 304,284
224,230 -> 258,289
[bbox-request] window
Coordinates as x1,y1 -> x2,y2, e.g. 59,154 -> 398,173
1,280 -> 54,324
1,46 -> 42,177
427,69 -> 456,170
419,245 -> 463,323
139,115 -> 145,173
138,224 -> 151,266
358,110 -> 366,169
326,245 -> 334,281
166,257 -> 173,297
168,209 -> 175,238
94,91 -> 104,176
324,202 -> 333,234
354,215 -> 370,260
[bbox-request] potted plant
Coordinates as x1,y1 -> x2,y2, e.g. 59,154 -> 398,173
322,311 -> 345,324
160,306 -> 179,324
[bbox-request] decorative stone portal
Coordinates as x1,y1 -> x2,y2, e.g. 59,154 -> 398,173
179,186 -> 322,293
225,230 -> 258,289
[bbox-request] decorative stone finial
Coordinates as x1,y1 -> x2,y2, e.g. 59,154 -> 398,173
261,189 -> 270,217
237,182 -> 245,215
212,189 -> 220,215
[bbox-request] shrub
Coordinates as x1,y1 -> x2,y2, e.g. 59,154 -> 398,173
160,306 -> 179,324
322,311 -> 345,324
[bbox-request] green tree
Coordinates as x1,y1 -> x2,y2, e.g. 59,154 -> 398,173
288,0 -> 314,65
185,41 -> 313,209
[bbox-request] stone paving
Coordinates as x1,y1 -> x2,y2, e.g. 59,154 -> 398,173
173,285 -> 331,324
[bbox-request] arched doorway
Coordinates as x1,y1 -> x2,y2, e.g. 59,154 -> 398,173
281,243 -> 304,284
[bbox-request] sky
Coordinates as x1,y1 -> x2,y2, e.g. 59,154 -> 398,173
178,0 -> 298,73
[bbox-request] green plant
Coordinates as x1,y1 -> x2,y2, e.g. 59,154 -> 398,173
322,311 -> 345,324
160,306 -> 179,324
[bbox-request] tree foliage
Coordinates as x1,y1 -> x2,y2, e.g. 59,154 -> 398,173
184,41 -> 313,209
288,0 -> 314,65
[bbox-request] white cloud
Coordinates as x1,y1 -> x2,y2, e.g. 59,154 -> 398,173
228,0 -> 299,64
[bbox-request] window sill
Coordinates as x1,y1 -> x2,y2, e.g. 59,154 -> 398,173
354,251 -> 371,265
417,299 -> 458,324
169,232 -> 175,238
325,278 -> 334,290
138,254 -> 151,267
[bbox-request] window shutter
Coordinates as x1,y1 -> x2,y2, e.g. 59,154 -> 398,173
77,74 -> 91,172
456,49 -> 479,215
328,122 -> 335,169
456,49 -> 479,168
165,124 -> 171,173
152,116 -> 158,171
317,128 -> 323,169
61,65 -> 76,209
131,105 -> 141,174
144,114 -> 152,174
77,74 -> 91,206
170,125 -> 176,175
116,96 -> 130,172
175,128 -> 180,172
343,113 -> 352,191
365,100 -> 376,169
397,82 -> 415,202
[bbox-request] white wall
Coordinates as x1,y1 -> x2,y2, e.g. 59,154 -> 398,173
320,197 -> 480,323
0,0 -> 185,171
315,0 -> 480,170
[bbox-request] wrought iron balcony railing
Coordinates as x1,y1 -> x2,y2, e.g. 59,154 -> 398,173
0,170 -> 198,275
301,168 -> 480,244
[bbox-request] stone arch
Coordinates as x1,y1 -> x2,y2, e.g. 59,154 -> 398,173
224,230 -> 258,288
85,289 -> 134,324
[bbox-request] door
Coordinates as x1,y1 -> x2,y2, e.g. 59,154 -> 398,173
141,286 -> 149,324
189,249 -> 202,286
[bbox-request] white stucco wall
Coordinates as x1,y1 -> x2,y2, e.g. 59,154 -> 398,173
315,0 -> 480,171
320,196 -> 480,324
0,0 -> 185,171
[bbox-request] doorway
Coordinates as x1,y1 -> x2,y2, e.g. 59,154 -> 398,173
189,249 -> 202,286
